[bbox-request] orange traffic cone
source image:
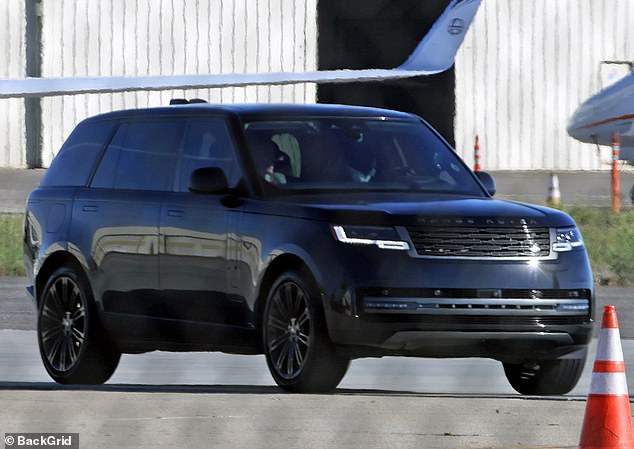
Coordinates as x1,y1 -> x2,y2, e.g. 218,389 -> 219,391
579,305 -> 634,449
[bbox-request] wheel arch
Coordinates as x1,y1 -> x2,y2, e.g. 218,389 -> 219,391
35,251 -> 89,306
254,254 -> 321,345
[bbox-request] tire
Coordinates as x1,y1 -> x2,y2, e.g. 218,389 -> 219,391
37,266 -> 120,384
262,271 -> 350,393
503,357 -> 586,395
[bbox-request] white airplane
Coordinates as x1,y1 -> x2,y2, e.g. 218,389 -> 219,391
0,0 -> 481,99
567,70 -> 634,163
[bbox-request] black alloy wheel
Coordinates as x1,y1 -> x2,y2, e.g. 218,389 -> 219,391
39,275 -> 86,372
37,266 -> 120,384
266,280 -> 311,380
263,271 -> 349,393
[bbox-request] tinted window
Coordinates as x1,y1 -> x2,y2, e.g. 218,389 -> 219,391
244,118 -> 485,196
41,120 -> 115,187
178,119 -> 241,192
92,120 -> 184,191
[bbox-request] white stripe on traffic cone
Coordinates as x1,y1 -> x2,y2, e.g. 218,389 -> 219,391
579,305 -> 634,449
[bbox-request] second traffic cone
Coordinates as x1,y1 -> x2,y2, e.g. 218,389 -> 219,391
579,305 -> 634,449
547,172 -> 561,207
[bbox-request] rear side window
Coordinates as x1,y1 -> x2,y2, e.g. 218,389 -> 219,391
177,119 -> 241,192
92,120 -> 185,191
41,120 -> 115,187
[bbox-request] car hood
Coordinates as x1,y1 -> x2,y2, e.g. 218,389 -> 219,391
263,193 -> 575,227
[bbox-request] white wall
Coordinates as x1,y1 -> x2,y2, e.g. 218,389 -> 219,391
4,1 -> 634,170
455,0 -> 634,170
0,1 -> 26,167
1,0 -> 318,167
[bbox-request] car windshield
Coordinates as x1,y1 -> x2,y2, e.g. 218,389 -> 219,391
243,118 -> 486,196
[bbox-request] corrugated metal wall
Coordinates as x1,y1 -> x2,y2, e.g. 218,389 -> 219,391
2,0 -> 318,167
455,0 -> 634,171
0,1 -> 26,167
4,1 -> 633,170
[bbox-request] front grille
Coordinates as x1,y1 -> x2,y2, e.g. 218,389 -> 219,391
363,298 -> 590,316
359,289 -> 592,317
406,225 -> 551,258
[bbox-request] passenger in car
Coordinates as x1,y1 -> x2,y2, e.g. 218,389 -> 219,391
264,146 -> 292,185
272,133 -> 301,177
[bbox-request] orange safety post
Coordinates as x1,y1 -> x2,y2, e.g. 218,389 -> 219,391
474,135 -> 481,172
612,132 -> 620,214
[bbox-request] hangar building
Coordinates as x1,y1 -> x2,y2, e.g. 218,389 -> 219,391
1,0 -> 632,170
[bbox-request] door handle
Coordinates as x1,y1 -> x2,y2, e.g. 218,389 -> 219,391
81,205 -> 98,212
167,209 -> 185,217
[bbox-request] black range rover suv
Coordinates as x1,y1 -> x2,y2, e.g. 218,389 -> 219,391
24,102 -> 593,394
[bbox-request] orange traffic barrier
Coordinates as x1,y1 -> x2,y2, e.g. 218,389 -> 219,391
579,305 -> 634,449
474,135 -> 481,172
612,132 -> 621,214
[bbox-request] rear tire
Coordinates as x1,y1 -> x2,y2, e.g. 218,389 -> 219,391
37,266 -> 120,384
503,357 -> 586,395
263,271 -> 349,393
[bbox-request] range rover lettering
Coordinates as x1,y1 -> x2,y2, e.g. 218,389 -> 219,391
24,102 -> 593,394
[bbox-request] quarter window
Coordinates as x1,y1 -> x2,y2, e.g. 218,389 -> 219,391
92,121 -> 185,191
42,120 -> 116,187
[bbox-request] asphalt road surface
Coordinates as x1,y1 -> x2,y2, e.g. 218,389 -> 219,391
2,278 -> 634,448
0,328 -> 603,448
0,386 -> 588,449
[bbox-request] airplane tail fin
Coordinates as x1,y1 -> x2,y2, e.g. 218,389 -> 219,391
399,0 -> 482,72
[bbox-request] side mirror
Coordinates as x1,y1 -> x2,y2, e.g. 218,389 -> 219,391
475,171 -> 496,196
189,167 -> 229,194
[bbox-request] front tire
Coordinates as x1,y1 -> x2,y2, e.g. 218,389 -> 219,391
37,266 -> 120,384
263,271 -> 349,393
503,358 -> 586,395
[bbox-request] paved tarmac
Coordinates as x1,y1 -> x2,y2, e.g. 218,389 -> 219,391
0,325 -> 612,449
492,170 -> 634,207
0,168 -> 45,213
0,387 -> 587,449
0,324 -> 623,449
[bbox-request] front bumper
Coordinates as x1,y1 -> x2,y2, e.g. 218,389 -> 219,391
329,287 -> 593,361
319,248 -> 594,362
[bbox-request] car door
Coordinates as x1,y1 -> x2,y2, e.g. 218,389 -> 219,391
159,118 -> 248,328
78,119 -> 184,334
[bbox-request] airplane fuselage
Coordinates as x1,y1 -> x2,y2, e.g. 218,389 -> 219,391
568,71 -> 634,162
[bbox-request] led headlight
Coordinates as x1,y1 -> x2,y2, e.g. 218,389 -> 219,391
331,225 -> 410,250
552,226 -> 584,252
